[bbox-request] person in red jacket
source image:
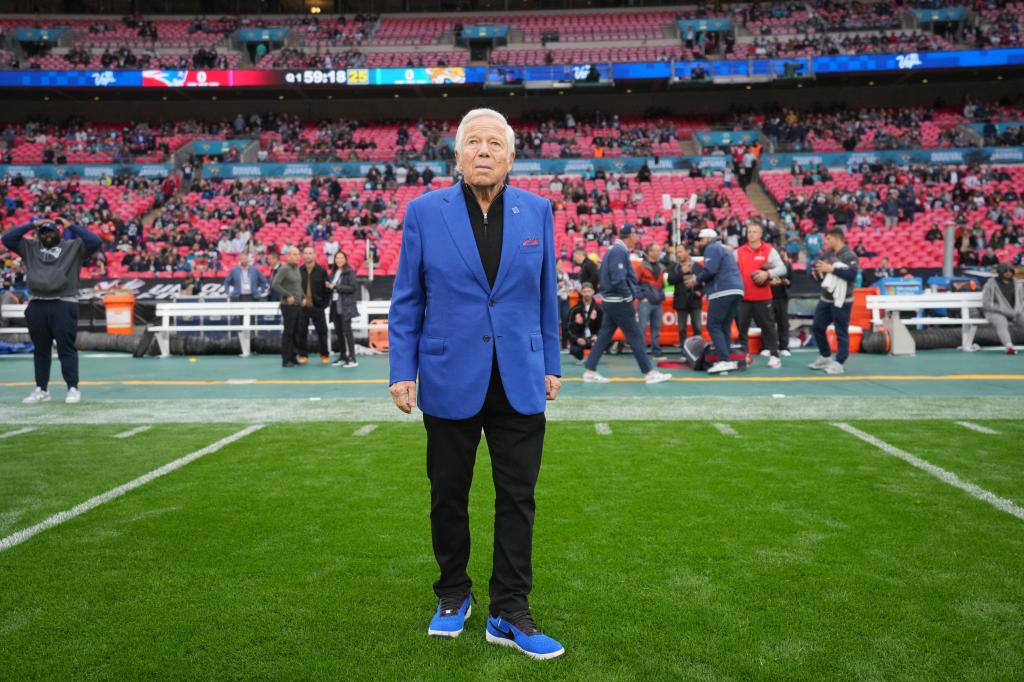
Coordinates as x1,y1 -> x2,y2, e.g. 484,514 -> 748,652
736,221 -> 787,368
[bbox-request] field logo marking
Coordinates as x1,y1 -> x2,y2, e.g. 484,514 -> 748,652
834,423 -> 1024,522
594,422 -> 612,436
0,425 -> 265,553
955,421 -> 999,435
713,423 -> 739,437
114,425 -> 152,439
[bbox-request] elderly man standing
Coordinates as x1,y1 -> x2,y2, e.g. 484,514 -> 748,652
388,108 -> 565,660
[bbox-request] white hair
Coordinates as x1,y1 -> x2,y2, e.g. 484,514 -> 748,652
453,108 -> 516,158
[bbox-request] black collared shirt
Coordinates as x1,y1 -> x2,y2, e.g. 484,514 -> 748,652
461,182 -> 505,288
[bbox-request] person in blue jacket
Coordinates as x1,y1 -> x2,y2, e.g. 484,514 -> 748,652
686,228 -> 745,374
1,217 -> 102,403
580,224 -> 672,384
387,108 -> 564,660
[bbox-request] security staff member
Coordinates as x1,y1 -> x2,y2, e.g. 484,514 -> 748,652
2,218 -> 101,404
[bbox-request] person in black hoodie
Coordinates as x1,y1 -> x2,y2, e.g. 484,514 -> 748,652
666,243 -> 703,340
327,250 -> 360,367
770,245 -> 793,357
565,281 -> 602,362
297,245 -> 331,364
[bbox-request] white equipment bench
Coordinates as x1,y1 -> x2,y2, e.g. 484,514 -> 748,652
866,292 -> 986,354
148,300 -> 391,358
0,303 -> 28,335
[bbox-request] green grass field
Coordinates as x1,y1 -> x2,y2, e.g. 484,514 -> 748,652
2,419 -> 1023,681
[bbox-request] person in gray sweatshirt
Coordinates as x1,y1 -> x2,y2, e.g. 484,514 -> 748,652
1,218 -> 102,404
982,262 -> 1024,354
271,246 -> 303,367
809,228 -> 860,374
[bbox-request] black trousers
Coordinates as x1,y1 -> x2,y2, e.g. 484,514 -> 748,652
772,297 -> 790,351
25,299 -> 79,390
568,337 -> 593,360
280,304 -> 300,362
297,306 -> 329,357
675,304 -> 702,339
422,354 -> 545,617
331,310 -> 355,362
737,299 -> 780,357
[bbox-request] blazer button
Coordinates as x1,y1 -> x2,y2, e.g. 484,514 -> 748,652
483,335 -> 491,342
489,299 -> 495,306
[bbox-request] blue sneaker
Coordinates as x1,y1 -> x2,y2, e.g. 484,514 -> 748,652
427,592 -> 475,638
485,610 -> 565,660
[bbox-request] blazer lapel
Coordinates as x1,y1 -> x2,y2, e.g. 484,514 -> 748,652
440,183 -> 490,293
491,186 -> 524,295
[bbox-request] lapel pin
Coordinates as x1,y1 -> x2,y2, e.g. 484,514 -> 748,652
511,206 -> 520,214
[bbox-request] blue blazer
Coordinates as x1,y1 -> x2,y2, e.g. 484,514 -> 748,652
223,265 -> 269,299
389,182 -> 561,420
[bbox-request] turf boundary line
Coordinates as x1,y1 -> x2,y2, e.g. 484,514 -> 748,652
113,425 -> 152,439
0,427 -> 36,440
353,424 -> 378,436
955,421 -> 999,435
833,423 -> 1024,522
5,397 -> 1024,424
0,424 -> 265,554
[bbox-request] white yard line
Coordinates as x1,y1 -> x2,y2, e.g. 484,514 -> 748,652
955,421 -> 999,435
713,422 -> 738,437
0,427 -> 36,440
113,425 -> 152,439
0,425 -> 264,554
834,423 -> 1024,522
353,424 -> 378,437
594,422 -> 612,436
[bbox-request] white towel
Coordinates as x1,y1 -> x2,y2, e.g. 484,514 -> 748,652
822,262 -> 849,307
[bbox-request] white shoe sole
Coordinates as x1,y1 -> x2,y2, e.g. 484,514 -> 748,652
428,605 -> 470,638
66,397 -> 81,404
23,396 -> 51,404
582,376 -> 609,383
645,375 -> 671,384
485,629 -> 565,660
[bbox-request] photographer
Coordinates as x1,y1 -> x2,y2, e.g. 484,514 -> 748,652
1,217 -> 101,404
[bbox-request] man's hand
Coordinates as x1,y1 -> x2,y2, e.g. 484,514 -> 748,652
684,274 -> 697,289
814,261 -> 834,275
545,375 -> 561,401
286,295 -> 296,305
752,270 -> 770,285
390,380 -> 417,413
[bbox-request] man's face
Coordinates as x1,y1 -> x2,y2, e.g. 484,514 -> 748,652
581,287 -> 594,303
268,253 -> 279,265
697,237 -> 710,252
747,224 -> 763,244
825,234 -> 842,252
38,227 -> 60,249
675,245 -> 689,262
623,234 -> 638,250
573,251 -> 584,264
287,250 -> 300,266
646,244 -> 662,262
1002,268 -> 1014,280
239,253 -> 249,267
303,248 -> 315,266
455,115 -> 514,189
